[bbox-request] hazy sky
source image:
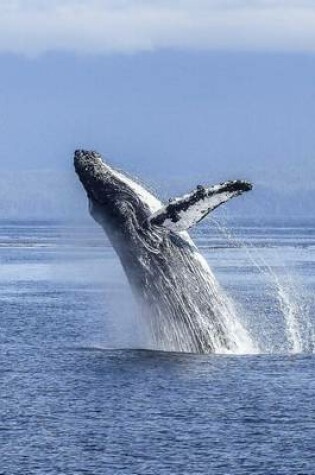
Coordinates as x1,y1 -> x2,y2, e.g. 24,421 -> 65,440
0,1 -> 314,217
1,1 -> 315,55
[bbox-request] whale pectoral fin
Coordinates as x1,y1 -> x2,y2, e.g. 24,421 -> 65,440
148,180 -> 252,232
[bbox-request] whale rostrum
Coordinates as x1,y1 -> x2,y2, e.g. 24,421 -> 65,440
74,149 -> 254,353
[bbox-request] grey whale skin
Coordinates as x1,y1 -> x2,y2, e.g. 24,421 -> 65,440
74,150 -> 252,353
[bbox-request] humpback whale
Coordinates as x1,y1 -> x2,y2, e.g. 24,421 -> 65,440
74,150 -> 253,353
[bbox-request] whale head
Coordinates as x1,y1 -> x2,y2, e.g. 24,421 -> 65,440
74,150 -> 161,237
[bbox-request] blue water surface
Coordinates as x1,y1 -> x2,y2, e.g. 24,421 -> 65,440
1,220 -> 314,474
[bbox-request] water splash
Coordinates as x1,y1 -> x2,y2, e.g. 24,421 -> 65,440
137,239 -> 259,355
209,217 -> 314,354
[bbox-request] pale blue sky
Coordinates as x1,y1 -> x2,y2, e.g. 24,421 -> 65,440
1,52 -> 314,185
0,1 -> 314,218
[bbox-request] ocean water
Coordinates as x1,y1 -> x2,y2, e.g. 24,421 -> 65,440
1,219 -> 314,474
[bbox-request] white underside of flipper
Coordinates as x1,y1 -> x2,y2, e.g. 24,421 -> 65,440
148,181 -> 252,233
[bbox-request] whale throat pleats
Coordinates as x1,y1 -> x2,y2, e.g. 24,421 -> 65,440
148,180 -> 252,232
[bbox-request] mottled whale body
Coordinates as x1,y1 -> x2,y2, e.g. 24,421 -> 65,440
74,150 -> 253,353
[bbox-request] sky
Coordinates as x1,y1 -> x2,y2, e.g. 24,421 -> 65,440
0,1 -> 314,218
2,1 -> 315,55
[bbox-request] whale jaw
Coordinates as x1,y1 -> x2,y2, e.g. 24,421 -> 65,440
74,150 -> 112,204
74,149 -> 159,238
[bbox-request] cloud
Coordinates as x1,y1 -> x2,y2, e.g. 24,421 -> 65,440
1,1 -> 315,55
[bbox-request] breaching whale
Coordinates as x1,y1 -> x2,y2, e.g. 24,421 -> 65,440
74,150 -> 253,353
